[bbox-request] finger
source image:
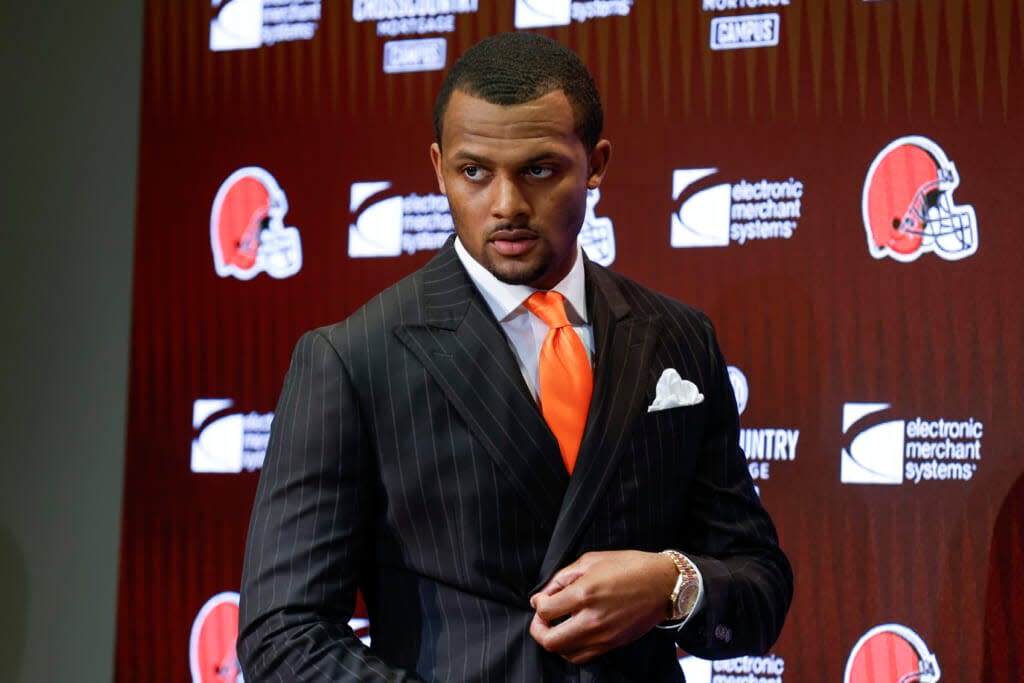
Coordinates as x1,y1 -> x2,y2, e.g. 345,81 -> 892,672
530,566 -> 584,608
531,605 -> 607,655
533,582 -> 586,621
531,607 -> 578,651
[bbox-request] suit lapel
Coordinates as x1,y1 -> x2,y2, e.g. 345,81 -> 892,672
539,260 -> 662,581
394,243 -> 568,533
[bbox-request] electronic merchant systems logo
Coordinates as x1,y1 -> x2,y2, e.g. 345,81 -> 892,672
679,653 -> 786,683
729,366 -> 799,485
348,181 -> 453,258
671,169 -> 804,248
349,184 -> 617,266
189,592 -> 242,683
840,402 -> 983,486
210,167 -> 302,280
191,399 -> 272,473
845,623 -> 940,683
209,0 -> 322,52
862,135 -> 978,263
514,0 -> 633,28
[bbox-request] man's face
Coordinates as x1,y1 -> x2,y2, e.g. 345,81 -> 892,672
431,89 -> 611,290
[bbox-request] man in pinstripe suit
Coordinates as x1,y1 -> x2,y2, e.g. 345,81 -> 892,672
239,33 -> 792,682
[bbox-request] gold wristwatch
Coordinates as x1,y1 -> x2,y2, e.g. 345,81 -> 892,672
661,549 -> 700,621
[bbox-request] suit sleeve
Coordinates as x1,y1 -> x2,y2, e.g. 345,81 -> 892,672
237,330 -> 421,682
675,315 -> 794,658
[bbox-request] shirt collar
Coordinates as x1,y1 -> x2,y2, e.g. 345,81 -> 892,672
454,237 -> 589,324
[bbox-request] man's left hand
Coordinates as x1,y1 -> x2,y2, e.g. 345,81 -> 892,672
529,550 -> 678,665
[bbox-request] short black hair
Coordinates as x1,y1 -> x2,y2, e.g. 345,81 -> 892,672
433,32 -> 603,151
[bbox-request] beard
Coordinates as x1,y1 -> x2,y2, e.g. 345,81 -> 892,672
479,223 -> 555,287
452,209 -> 581,290
482,251 -> 551,286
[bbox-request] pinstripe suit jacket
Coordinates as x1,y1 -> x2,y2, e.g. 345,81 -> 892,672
238,240 -> 792,682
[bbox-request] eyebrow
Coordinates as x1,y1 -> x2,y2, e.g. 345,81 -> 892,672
449,150 -> 568,166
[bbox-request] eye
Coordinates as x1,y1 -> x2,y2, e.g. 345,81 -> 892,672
526,166 -> 554,179
463,165 -> 484,181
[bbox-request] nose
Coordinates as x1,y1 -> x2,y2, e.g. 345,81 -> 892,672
490,175 -> 530,222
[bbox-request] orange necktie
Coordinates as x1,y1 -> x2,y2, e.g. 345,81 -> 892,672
524,291 -> 593,473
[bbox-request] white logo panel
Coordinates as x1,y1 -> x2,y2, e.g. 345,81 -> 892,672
349,182 -> 404,258
710,13 -> 781,51
672,169 -> 731,247
191,399 -> 272,473
383,38 -> 447,73
840,403 -> 905,484
514,0 -> 572,28
210,0 -> 263,51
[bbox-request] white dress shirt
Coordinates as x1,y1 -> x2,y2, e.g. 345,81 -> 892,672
454,237 -> 594,402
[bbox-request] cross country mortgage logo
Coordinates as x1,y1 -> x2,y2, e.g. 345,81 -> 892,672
352,0 -> 479,74
729,366 -> 799,484
840,402 -> 983,486
702,1 -> 791,51
353,0 -> 478,36
671,169 -> 804,248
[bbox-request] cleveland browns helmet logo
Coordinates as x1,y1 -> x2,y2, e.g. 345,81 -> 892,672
845,623 -> 940,682
210,166 -> 302,279
189,592 -> 243,682
862,136 -> 977,263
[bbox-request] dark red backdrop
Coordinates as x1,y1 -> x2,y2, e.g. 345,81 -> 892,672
117,1 -> 1023,680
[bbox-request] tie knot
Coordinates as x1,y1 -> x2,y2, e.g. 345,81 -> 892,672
524,291 -> 571,329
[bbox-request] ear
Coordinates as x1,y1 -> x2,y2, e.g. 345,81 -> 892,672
430,142 -> 447,195
586,139 -> 612,190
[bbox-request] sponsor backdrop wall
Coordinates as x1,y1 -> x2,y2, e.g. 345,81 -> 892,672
118,1 -> 1023,681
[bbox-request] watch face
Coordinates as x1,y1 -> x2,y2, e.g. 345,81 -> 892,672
676,581 -> 698,617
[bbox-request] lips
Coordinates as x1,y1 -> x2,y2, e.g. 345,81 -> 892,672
489,228 -> 539,257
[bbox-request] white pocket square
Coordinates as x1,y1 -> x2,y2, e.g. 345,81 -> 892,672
647,369 -> 704,412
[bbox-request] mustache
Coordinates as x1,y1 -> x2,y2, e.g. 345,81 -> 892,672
487,224 -> 540,240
